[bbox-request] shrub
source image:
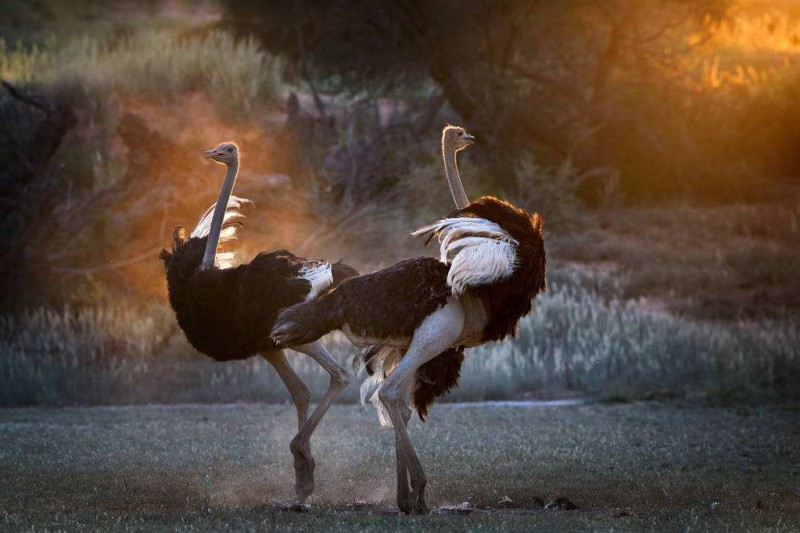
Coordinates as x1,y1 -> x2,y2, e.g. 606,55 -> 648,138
1,30 -> 282,117
456,278 -> 800,402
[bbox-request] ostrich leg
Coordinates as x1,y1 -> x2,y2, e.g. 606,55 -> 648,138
395,404 -> 412,510
378,301 -> 465,514
262,350 -> 310,432
288,341 -> 351,501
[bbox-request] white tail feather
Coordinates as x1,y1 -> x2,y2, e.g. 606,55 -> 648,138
414,216 -> 518,295
297,260 -> 334,301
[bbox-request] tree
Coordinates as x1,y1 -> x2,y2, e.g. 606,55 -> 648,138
221,0 -> 731,199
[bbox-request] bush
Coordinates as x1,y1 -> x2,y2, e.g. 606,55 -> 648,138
1,30 -> 282,117
0,306 -> 173,404
456,277 -> 800,402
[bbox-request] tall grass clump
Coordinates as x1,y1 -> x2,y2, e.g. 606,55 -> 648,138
453,277 -> 800,403
0,305 -> 360,406
0,306 -> 173,405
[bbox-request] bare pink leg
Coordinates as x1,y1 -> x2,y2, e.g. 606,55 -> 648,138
288,341 -> 350,502
262,350 -> 310,432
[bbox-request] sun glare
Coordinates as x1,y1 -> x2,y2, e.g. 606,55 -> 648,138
691,1 -> 800,89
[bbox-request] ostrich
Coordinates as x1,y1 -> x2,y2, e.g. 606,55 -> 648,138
271,126 -> 546,514
159,142 -> 359,504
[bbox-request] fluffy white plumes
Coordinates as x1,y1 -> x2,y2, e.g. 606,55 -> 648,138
190,195 -> 252,239
447,239 -> 517,295
214,252 -> 237,270
297,260 -> 334,301
413,217 -> 518,295
191,195 -> 253,269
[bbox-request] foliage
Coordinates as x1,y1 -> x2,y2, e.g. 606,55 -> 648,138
219,0 -> 800,202
459,279 -> 799,402
1,30 -> 281,119
554,196 -> 800,321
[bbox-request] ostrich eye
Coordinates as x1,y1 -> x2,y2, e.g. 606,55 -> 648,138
227,147 -> 233,153
458,132 -> 463,137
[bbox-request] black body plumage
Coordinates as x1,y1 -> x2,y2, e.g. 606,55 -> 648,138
160,229 -> 358,361
412,346 -> 465,420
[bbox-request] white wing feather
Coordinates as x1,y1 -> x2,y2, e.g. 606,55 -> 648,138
190,195 -> 253,269
413,217 -> 518,295
297,260 -> 334,301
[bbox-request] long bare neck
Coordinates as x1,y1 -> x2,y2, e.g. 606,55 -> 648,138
443,145 -> 470,209
200,159 -> 238,270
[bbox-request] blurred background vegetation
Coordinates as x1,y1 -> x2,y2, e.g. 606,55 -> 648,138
0,0 -> 798,406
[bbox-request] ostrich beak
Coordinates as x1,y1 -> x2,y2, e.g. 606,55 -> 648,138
463,133 -> 475,143
204,149 -> 218,159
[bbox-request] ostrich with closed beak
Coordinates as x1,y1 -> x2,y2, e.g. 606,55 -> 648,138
159,142 -> 359,505
271,126 -> 546,514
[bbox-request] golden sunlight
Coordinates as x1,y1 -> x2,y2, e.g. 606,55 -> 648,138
693,0 -> 800,89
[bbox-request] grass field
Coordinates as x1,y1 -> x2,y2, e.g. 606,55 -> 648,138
1,402 -> 798,531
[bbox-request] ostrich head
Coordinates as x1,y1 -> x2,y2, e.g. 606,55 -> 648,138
442,125 -> 475,154
205,142 -> 239,165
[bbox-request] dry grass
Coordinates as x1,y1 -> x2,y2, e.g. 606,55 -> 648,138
2,265 -> 797,406
1,29 -> 282,115
555,194 -> 800,321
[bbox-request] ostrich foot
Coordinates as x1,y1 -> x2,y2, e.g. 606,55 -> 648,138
290,437 -> 315,500
397,492 -> 413,515
412,490 -> 430,515
397,484 -> 411,514
274,500 -> 311,512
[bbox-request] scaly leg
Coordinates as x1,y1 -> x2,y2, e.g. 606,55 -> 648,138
378,299 -> 464,514
289,340 -> 351,502
261,350 -> 310,432
395,403 -> 412,510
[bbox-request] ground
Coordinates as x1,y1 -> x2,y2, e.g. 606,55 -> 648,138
0,402 -> 798,531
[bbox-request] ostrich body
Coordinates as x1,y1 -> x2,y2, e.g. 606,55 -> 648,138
159,142 -> 358,504
271,126 -> 546,514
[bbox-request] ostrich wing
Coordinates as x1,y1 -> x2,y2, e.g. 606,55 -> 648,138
297,259 -> 334,301
413,217 -> 518,295
190,195 -> 253,269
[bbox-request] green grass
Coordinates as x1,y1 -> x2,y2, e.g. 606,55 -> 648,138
0,402 -> 797,530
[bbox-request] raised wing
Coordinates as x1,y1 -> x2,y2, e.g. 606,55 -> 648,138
297,259 -> 334,301
413,217 -> 518,295
190,195 -> 253,269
